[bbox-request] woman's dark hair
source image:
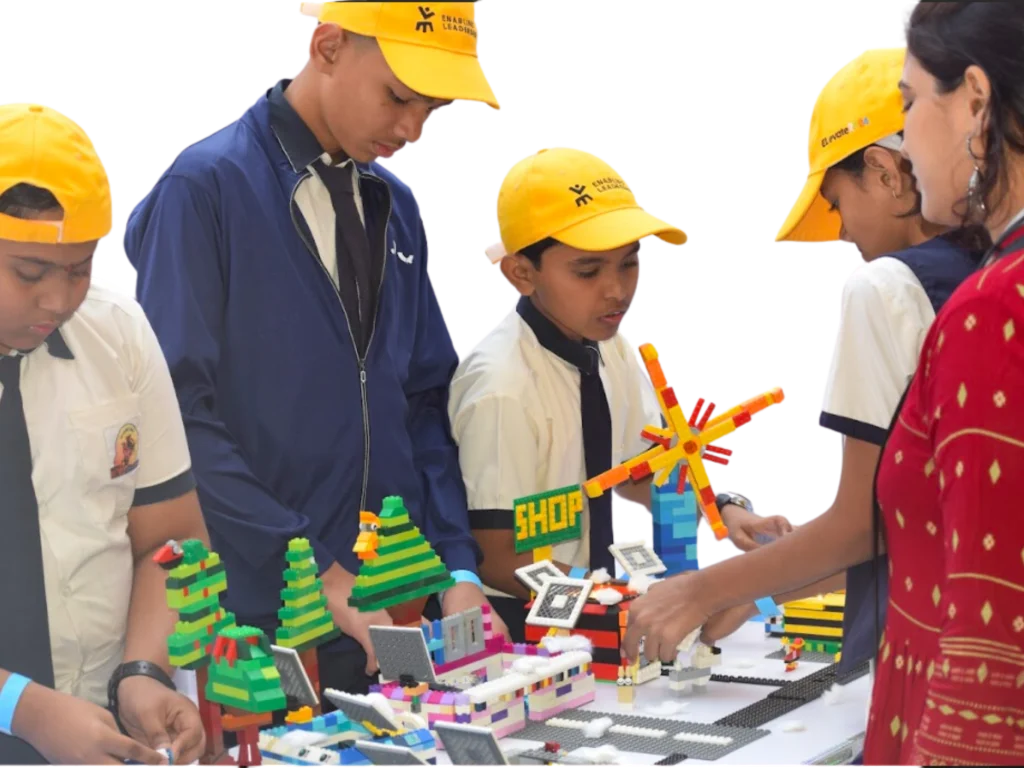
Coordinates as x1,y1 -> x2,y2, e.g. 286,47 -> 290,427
833,136 -> 992,254
518,237 -> 561,268
0,183 -> 62,219
907,1 -> 1024,228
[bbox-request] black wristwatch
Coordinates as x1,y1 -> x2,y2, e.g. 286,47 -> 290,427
108,661 -> 176,729
715,492 -> 754,514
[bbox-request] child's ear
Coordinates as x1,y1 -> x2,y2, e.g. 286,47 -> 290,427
500,254 -> 536,296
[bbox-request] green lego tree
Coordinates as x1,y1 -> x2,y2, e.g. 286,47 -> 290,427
348,496 -> 454,624
206,626 -> 287,713
154,539 -> 237,764
276,537 -> 341,712
207,626 -> 287,766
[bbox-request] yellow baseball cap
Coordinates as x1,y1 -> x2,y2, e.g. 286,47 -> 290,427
301,2 -> 498,109
0,104 -> 111,244
776,48 -> 906,242
486,148 -> 687,263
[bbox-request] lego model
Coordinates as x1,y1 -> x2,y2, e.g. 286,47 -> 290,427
582,343 -> 784,541
651,468 -> 699,576
154,539 -> 237,764
276,537 -> 342,714
206,625 -> 288,766
783,637 -> 805,672
523,551 -> 661,685
349,496 -> 455,625
780,591 -> 846,658
667,643 -> 723,695
361,603 -> 595,740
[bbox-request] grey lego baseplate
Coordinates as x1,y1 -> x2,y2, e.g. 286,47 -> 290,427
271,644 -> 320,707
510,749 -> 598,766
434,721 -> 509,765
323,689 -> 400,733
765,648 -> 838,664
713,661 -> 871,727
354,741 -> 429,765
515,711 -> 768,762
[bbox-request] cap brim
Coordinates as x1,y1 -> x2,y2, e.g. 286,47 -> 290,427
555,207 -> 687,252
378,39 -> 499,109
775,170 -> 841,242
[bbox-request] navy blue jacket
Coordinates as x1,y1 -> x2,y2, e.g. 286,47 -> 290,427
834,235 -> 979,673
124,87 -> 480,644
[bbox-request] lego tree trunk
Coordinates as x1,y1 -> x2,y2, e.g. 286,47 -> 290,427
299,647 -> 322,716
195,667 -> 226,765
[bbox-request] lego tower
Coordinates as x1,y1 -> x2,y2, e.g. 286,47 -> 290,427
651,467 -> 699,575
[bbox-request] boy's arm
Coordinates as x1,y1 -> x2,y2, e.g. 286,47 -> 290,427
404,221 -> 482,582
125,176 -> 331,572
450,391 -> 569,598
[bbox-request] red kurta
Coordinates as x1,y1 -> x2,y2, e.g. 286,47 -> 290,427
865,220 -> 1024,766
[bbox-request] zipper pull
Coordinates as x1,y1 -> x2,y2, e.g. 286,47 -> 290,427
360,368 -> 367,384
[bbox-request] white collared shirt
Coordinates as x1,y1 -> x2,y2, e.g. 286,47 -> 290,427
294,153 -> 365,289
449,310 -> 662,598
5,286 -> 193,705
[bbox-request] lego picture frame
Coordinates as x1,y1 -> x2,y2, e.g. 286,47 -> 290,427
609,541 -> 668,577
525,577 -> 592,629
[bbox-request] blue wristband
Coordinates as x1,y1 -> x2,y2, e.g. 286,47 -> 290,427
450,570 -> 483,591
0,673 -> 31,736
568,567 -> 588,579
755,597 -> 780,617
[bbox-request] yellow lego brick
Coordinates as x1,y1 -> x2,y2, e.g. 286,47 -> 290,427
783,608 -> 845,622
783,623 -> 843,638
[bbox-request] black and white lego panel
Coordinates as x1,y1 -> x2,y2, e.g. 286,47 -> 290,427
369,626 -> 438,685
608,541 -> 667,577
514,559 -> 564,593
434,722 -> 509,766
525,577 -> 593,629
270,645 -> 319,707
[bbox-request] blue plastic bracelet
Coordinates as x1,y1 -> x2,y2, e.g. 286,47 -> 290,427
0,673 -> 31,736
568,567 -> 588,579
450,570 -> 483,591
755,596 -> 781,617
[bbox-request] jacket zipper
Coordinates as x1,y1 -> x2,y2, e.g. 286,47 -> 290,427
287,171 -> 393,511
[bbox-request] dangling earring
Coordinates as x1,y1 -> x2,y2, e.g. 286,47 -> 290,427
966,134 -> 987,216
891,188 -> 899,200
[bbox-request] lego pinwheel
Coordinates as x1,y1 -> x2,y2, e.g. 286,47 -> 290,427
582,344 -> 784,541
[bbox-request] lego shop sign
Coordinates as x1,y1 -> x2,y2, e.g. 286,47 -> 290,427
514,485 -> 584,553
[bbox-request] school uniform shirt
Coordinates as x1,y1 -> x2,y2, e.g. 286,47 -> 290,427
4,286 -> 194,706
819,236 -> 978,674
449,299 -> 663,599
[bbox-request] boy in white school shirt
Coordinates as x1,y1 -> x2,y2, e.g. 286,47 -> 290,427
448,148 -> 785,639
0,104 -> 207,765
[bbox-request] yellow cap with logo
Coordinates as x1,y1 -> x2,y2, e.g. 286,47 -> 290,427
0,104 -> 112,245
486,148 -> 687,263
777,48 -> 906,242
301,1 -> 498,109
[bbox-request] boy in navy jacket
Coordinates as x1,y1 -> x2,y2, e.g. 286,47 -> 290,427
125,2 -> 505,696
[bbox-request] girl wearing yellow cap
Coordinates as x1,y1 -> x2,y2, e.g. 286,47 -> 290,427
624,49 -> 988,679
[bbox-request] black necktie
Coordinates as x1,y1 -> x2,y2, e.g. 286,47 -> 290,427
318,160 -> 375,353
580,346 -> 615,573
0,355 -> 52,764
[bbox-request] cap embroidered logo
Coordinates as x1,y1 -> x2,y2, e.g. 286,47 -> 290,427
570,185 -> 593,207
416,6 -> 435,33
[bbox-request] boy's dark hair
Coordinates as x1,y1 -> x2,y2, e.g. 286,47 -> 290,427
907,1 -> 1024,230
518,237 -> 561,268
832,135 -> 992,255
0,183 -> 63,220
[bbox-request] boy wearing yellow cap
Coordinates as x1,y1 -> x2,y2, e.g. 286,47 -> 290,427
125,2 -> 505,695
450,148 -> 778,638
624,50 -> 985,678
0,104 -> 208,764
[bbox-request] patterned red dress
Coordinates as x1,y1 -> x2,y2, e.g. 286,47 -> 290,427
864,218 -> 1024,766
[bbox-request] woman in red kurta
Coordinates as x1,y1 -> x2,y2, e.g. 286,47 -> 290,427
864,2 -> 1024,765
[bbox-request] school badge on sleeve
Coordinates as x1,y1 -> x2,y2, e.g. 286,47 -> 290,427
108,422 -> 140,479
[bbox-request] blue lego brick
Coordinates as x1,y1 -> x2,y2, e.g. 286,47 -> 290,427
672,521 -> 698,538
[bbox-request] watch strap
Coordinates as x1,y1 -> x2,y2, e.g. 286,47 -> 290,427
108,661 -> 176,726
